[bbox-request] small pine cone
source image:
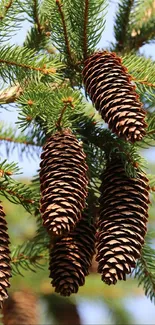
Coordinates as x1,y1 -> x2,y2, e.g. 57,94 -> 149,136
96,159 -> 150,285
82,51 -> 147,142
0,203 -> 11,309
49,215 -> 96,296
2,290 -> 39,325
40,129 -> 88,236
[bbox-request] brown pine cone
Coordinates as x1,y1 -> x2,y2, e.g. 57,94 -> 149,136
49,215 -> 96,296
0,203 -> 11,309
2,290 -> 39,325
40,129 -> 88,236
82,51 -> 147,143
96,159 -> 149,285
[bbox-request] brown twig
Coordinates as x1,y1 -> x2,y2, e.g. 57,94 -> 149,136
56,0 -> 73,62
0,0 -> 13,19
140,255 -> 155,291
33,0 -> 42,34
132,76 -> 155,88
83,0 -> 89,60
0,186 -> 34,204
0,59 -> 56,74
56,97 -> 74,129
147,130 -> 155,135
0,136 -> 41,147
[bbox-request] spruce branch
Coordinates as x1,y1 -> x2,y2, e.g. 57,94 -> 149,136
0,159 -> 21,176
83,0 -> 89,60
0,45 -> 63,85
135,233 -> 155,303
56,0 -> 73,63
0,174 -> 37,212
114,0 -> 135,52
32,0 -> 42,34
121,53 -> 155,100
1,0 -> 13,18
0,0 -> 23,42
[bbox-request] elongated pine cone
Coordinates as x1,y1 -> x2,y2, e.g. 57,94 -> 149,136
0,203 -> 11,308
96,159 -> 150,285
83,51 -> 147,142
2,290 -> 39,325
40,129 -> 88,236
49,215 -> 96,296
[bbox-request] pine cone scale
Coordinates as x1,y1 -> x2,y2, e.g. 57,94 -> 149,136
96,160 -> 149,285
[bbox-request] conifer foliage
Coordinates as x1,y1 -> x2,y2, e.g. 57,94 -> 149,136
0,0 -> 155,313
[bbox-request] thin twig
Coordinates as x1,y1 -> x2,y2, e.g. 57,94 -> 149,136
0,186 -> 35,204
56,97 -> 74,129
0,136 -> 41,147
56,0 -> 72,62
0,0 -> 13,19
132,76 -> 155,88
139,255 -> 155,291
83,0 -> 89,60
33,0 -> 42,34
0,59 -> 56,74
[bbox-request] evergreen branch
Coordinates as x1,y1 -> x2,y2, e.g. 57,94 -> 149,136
0,121 -> 42,158
1,0 -> 13,17
135,233 -> 155,303
17,82 -> 84,134
33,0 -> 42,34
73,112 -> 146,177
0,175 -> 37,212
83,0 -> 89,60
11,217 -> 50,275
129,18 -> 155,50
114,0 -> 135,52
122,53 -> 155,100
56,96 -> 74,129
56,0 -> 73,63
23,25 -> 51,52
66,0 -> 107,61
137,112 -> 155,148
0,58 -> 56,74
127,0 -> 155,50
0,159 -> 21,176
0,45 -> 63,85
0,0 -> 23,42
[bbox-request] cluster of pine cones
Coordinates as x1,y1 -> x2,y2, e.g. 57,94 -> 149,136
0,51 -> 149,307
39,51 -> 149,296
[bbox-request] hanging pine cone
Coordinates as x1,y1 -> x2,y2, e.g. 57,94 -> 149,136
96,159 -> 149,285
2,290 -> 39,325
40,129 -> 88,236
0,203 -> 11,309
82,51 -> 147,143
49,215 -> 96,296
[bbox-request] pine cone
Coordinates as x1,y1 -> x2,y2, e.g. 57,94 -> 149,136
2,290 -> 39,325
96,159 -> 149,285
0,203 -> 11,308
49,215 -> 96,296
82,51 -> 147,143
40,129 -> 88,236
